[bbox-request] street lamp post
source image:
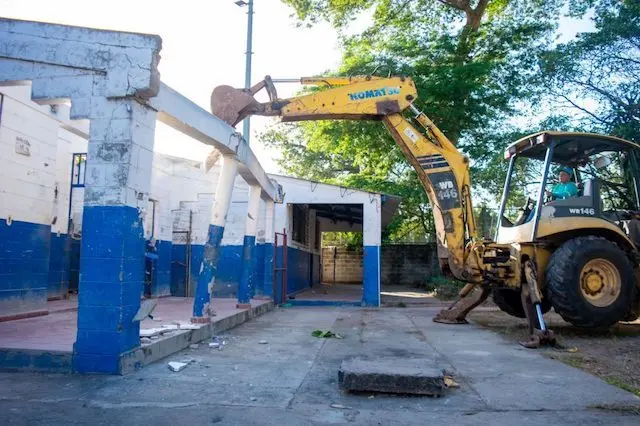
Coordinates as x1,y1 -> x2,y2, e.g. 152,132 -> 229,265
235,0 -> 254,145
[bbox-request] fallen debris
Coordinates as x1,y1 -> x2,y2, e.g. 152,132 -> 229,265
312,329 -> 343,339
249,397 -> 257,401
168,361 -> 188,372
259,340 -> 268,344
330,403 -> 349,409
209,342 -> 221,349
338,357 -> 448,396
189,344 -> 199,349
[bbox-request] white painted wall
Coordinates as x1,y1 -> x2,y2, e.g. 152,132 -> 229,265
0,90 -> 383,253
0,88 -> 59,226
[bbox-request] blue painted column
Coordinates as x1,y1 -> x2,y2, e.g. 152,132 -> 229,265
73,99 -> 157,374
237,185 -> 262,307
362,196 -> 382,307
192,155 -> 238,321
259,199 -> 275,298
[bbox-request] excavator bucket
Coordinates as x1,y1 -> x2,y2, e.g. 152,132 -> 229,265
210,85 -> 260,127
210,76 -> 279,127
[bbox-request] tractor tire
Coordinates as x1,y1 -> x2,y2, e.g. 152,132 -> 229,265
546,236 -> 637,328
622,292 -> 640,322
492,288 -> 552,325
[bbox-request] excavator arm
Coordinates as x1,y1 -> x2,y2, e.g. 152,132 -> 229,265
210,75 -> 484,283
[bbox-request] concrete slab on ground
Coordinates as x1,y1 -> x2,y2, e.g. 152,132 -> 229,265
1,307 -> 639,425
339,357 -> 446,395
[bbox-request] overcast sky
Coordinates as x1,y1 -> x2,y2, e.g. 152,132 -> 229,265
1,0 -> 592,174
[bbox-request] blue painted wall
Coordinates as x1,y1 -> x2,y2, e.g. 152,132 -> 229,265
254,243 -> 269,296
150,240 -> 171,297
170,243 -> 204,297
169,243 -> 320,303
68,237 -> 81,293
212,245 -> 243,298
286,246 -> 313,295
47,233 -> 71,299
0,219 -> 51,317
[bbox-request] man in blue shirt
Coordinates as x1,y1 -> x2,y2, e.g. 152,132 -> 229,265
546,166 -> 578,200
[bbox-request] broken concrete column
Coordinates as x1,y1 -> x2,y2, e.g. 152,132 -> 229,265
74,98 -> 157,374
192,155 -> 238,321
237,184 -> 261,308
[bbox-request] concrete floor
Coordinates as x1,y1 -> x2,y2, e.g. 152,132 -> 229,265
2,306 -> 639,425
0,298 -> 269,352
294,284 -> 362,302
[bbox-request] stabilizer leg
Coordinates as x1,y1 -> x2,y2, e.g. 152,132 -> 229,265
519,261 -> 556,348
433,284 -> 491,324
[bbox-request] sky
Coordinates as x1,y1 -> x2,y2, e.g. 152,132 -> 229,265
0,0 -> 344,173
1,0 -> 594,175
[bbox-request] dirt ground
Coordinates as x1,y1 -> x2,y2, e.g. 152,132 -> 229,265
470,308 -> 640,403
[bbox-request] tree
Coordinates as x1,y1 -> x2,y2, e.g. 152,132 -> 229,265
540,1 -> 640,142
265,0 -> 569,241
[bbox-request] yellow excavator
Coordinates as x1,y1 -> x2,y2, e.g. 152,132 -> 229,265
211,74 -> 640,347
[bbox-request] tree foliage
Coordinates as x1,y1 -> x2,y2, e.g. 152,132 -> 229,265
267,0 -> 639,243
541,1 -> 640,142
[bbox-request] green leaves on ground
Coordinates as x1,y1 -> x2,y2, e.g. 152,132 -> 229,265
312,329 -> 344,338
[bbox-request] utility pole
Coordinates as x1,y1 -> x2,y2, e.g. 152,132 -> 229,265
235,0 -> 254,145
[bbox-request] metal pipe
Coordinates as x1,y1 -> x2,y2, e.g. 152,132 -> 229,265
495,156 -> 516,241
242,0 -> 254,145
531,141 -> 556,241
535,304 -> 547,332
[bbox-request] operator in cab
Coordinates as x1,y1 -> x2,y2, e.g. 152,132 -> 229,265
546,166 -> 578,200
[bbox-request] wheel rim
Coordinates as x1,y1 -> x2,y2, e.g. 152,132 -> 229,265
579,258 -> 621,307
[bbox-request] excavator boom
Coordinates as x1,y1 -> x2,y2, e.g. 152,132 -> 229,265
210,75 -> 483,283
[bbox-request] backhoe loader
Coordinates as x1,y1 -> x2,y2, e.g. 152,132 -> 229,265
210,74 -> 640,347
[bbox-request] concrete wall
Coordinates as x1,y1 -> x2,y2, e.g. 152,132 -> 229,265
0,87 -> 59,317
320,244 -> 440,287
321,247 -> 363,284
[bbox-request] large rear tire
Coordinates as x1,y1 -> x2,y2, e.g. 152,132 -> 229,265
546,236 -> 636,328
492,288 -> 551,319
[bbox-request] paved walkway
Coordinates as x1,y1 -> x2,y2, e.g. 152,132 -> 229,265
2,307 -> 639,425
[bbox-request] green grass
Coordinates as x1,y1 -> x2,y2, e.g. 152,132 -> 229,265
604,377 -> 640,397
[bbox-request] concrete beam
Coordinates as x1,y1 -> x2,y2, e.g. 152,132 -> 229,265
147,83 -> 282,203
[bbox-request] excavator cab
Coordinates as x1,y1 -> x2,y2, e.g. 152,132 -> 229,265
486,132 -> 640,345
496,132 -> 640,247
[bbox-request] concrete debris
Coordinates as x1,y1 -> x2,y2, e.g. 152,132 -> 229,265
330,404 -> 349,409
189,344 -> 199,349
249,397 -> 257,401
133,298 -> 157,322
259,340 -> 268,344
168,361 -> 188,372
209,342 -> 221,349
338,357 -> 447,396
